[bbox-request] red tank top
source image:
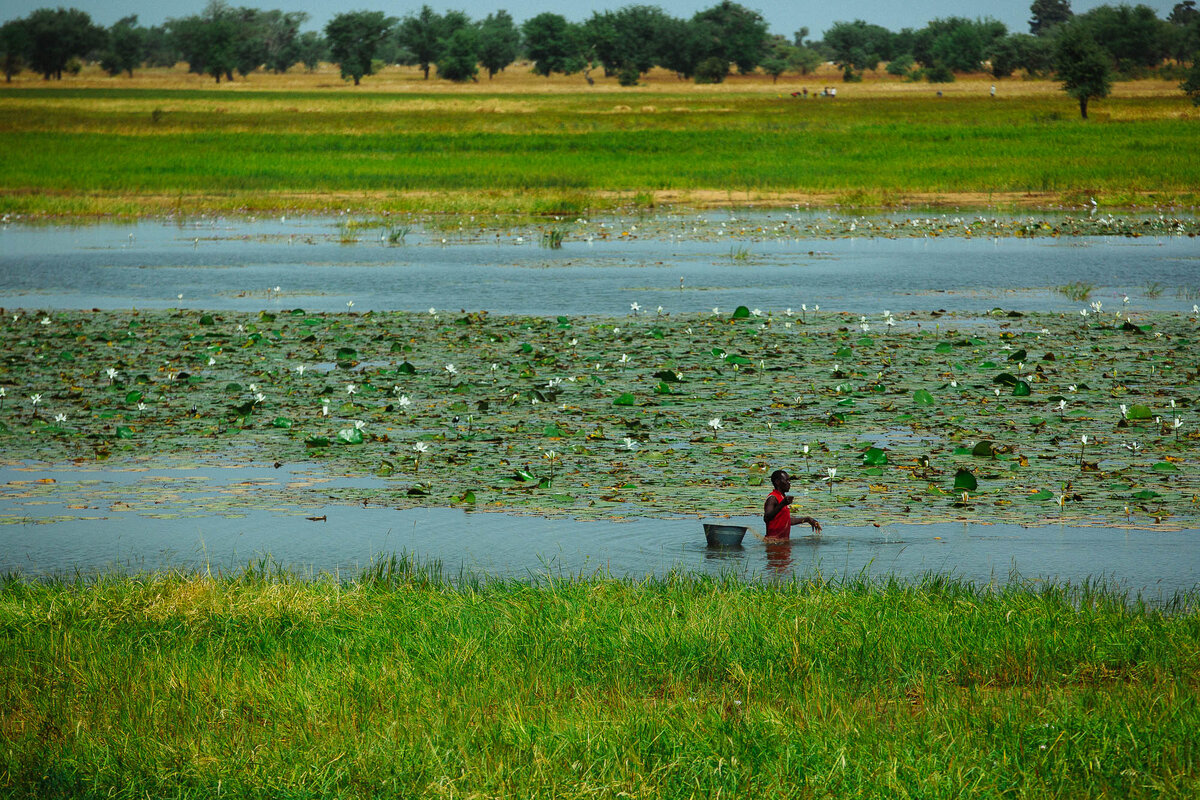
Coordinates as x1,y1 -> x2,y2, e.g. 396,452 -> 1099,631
766,489 -> 790,539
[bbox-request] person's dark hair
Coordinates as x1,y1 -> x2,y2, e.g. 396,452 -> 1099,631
770,469 -> 788,486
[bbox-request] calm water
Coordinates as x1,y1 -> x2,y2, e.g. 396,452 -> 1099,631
2,463 -> 1197,597
1,214 -> 1197,315
2,215 -> 1197,590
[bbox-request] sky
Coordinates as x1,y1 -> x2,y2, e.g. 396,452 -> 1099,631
0,0 -> 1182,38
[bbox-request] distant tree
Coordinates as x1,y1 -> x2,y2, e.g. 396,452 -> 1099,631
1055,22 -> 1112,118
295,31 -> 327,71
914,17 -> 1007,75
477,10 -> 519,79
231,8 -> 269,78
657,17 -> 709,78
585,5 -> 671,79
260,10 -> 309,74
760,37 -> 792,82
0,19 -> 30,81
23,7 -> 105,80
100,15 -> 146,77
823,19 -> 894,79
522,13 -> 584,77
397,5 -> 443,79
1030,0 -> 1073,36
886,52 -> 915,77
325,10 -> 393,85
693,55 -> 728,83
142,25 -> 179,68
436,26 -> 478,81
1167,2 -> 1200,61
790,46 -> 823,75
1076,3 -> 1171,72
170,2 -> 239,82
692,1 -> 769,74
1182,53 -> 1200,101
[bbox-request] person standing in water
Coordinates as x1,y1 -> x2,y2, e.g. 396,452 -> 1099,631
763,469 -> 822,540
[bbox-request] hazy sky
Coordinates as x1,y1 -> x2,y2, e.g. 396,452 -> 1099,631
0,1 -> 1181,38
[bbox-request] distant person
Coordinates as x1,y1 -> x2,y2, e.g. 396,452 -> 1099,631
830,87 -> 836,98
990,84 -> 996,98
763,469 -> 822,540
937,90 -> 943,97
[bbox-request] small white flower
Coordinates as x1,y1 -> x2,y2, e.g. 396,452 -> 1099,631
428,307 -> 436,315
237,324 -> 244,333
801,304 -> 807,312
320,403 -> 329,417
1120,403 -> 1127,418
346,383 -> 357,395
137,402 -> 147,411
1068,385 -> 1076,392
397,394 -> 411,408
54,412 -> 66,423
813,305 -> 819,312
569,338 -> 578,347
751,308 -> 762,317
622,437 -> 637,450
254,393 -> 265,404
30,393 -> 41,406
1081,435 -> 1088,445
354,419 -> 366,431
249,384 -> 258,392
544,450 -> 557,460
1059,399 -> 1068,411
825,467 -> 837,481
295,364 -> 306,375
656,305 -> 664,315
994,388 -> 1001,397
619,354 -> 629,365
346,300 -> 354,309
630,302 -> 641,313
802,444 -> 809,455
708,417 -> 723,431
39,317 -> 50,326
445,364 -> 458,375
208,357 -> 216,366
1173,417 -> 1183,430
951,380 -> 958,388
413,442 -> 430,454
106,367 -> 119,382
712,307 -> 720,315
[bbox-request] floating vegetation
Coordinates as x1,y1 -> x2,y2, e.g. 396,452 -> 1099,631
1056,281 -> 1095,302
0,306 -> 1196,528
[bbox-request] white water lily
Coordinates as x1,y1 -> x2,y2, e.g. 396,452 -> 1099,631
208,357 -> 216,366
412,442 -> 430,454
254,393 -> 265,404
346,300 -> 354,309
137,402 -> 147,411
1081,434 -> 1088,445
54,412 -> 66,423
354,419 -> 366,431
708,417 -> 723,431
30,393 -> 41,407
444,363 -> 458,376
295,364 -> 306,375
1120,403 -> 1128,419
1068,385 -> 1076,392
397,395 -> 411,408
320,403 -> 329,417
106,367 -> 119,383
40,317 -> 50,326
346,383 -> 357,395
630,302 -> 641,314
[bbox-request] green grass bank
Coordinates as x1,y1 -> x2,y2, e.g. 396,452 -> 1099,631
1,88 -> 1197,218
3,563 -> 1200,798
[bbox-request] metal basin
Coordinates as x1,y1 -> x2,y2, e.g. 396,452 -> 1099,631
703,523 -> 747,547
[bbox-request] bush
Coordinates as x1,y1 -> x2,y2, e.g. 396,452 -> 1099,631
693,57 -> 728,84
617,66 -> 639,87
925,62 -> 955,83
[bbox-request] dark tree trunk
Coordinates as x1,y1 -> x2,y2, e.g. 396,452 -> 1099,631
1079,95 -> 1088,119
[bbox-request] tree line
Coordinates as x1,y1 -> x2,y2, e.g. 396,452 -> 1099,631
1,0 -> 1198,100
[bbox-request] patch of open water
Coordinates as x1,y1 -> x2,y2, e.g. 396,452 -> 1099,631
2,463 -> 1196,598
1,214 -> 1197,316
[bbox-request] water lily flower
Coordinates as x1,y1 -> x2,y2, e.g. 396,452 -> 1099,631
295,365 -> 306,375
254,393 -> 265,404
1090,301 -> 1103,314
249,384 -> 258,392
1068,385 -> 1076,392
346,300 -> 354,309
951,380 -> 958,388
622,437 -> 637,450
54,412 -> 66,423
860,322 -> 870,332
712,307 -> 720,315
824,467 -> 837,493
137,402 -> 147,411
346,383 -> 357,395
413,441 -> 430,454
630,302 -> 641,314
1122,295 -> 1129,305
428,307 -> 436,315
619,354 -> 630,366
237,324 -> 244,333
106,367 -> 119,383
569,338 -> 578,348
813,305 -> 819,312
751,308 -> 762,317
1193,305 -> 1199,314
354,420 -> 366,431
656,306 -> 664,315
40,317 -> 50,326
1081,309 -> 1089,317
1124,441 -> 1142,453
320,403 -> 329,417
30,393 -> 41,408
445,364 -> 458,376
994,388 -> 1001,397
208,357 -> 216,366
708,417 -> 723,431
1120,403 -> 1127,419
397,395 -> 411,408
832,363 -> 839,373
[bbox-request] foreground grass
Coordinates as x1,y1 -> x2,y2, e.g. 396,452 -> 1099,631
2,562 -> 1198,797
2,74 -> 1197,218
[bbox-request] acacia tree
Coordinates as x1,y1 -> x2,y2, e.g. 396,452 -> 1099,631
436,25 -> 478,82
477,10 -> 519,79
1030,0 -> 1073,36
170,2 -> 239,83
1,19 -> 30,81
522,13 -> 584,77
397,5 -> 443,79
1055,22 -> 1112,118
100,15 -> 146,77
692,1 -> 769,74
325,10 -> 393,85
23,7 -> 104,80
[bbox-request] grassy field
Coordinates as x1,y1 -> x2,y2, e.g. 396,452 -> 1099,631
3,562 -> 1199,798
1,64 -> 1197,218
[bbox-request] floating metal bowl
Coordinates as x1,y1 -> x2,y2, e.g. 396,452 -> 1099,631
703,523 -> 747,547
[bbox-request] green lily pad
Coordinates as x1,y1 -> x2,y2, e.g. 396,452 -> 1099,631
613,393 -> 635,406
336,428 -> 364,445
1151,461 -> 1178,472
272,417 -> 292,429
953,469 -> 978,491
115,426 -> 134,439
1126,404 -> 1153,420
862,447 -> 887,466
914,389 -> 935,406
1028,489 -> 1054,501
972,441 -> 995,457
1012,381 -> 1031,397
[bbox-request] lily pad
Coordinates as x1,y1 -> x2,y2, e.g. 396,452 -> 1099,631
953,469 -> 978,491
